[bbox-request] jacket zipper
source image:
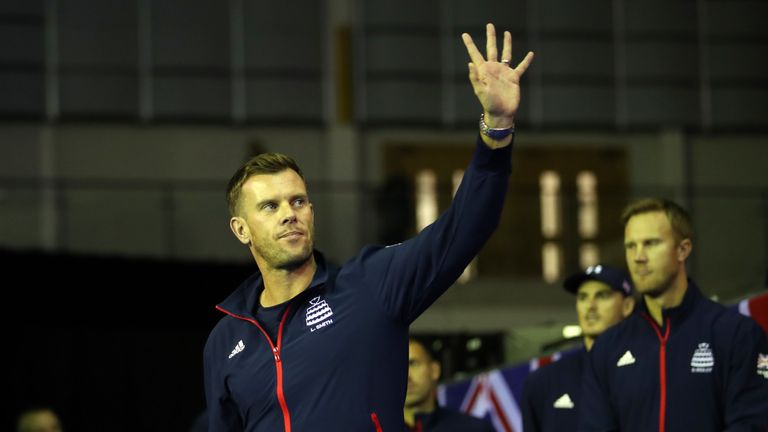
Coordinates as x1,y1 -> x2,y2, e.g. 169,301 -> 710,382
642,314 -> 671,432
217,304 -> 294,432
371,412 -> 383,432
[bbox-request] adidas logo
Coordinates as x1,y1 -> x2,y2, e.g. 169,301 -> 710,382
617,350 -> 636,367
228,340 -> 245,359
553,393 -> 574,409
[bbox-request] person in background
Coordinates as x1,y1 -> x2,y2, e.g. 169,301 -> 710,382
521,264 -> 635,432
579,198 -> 768,431
405,337 -> 495,432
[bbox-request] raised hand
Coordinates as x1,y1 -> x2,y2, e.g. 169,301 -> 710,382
462,23 -> 534,141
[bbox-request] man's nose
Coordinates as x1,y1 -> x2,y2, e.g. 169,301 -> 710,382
633,246 -> 647,262
280,204 -> 298,224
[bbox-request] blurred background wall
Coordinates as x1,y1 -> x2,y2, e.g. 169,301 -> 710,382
1,0 -> 766,430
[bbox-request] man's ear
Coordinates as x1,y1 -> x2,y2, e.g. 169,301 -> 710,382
230,216 -> 251,245
677,238 -> 692,262
430,360 -> 441,382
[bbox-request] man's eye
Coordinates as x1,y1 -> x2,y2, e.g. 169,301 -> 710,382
263,203 -> 276,210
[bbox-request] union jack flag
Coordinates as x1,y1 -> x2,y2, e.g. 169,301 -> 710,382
437,350 -> 570,431
736,292 -> 768,333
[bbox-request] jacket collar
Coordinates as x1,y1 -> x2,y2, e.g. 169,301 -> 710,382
217,250 -> 328,318
638,278 -> 703,325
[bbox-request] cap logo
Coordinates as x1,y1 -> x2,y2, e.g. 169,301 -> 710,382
586,265 -> 603,275
622,280 -> 632,295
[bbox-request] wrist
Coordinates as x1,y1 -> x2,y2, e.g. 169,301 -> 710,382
479,113 -> 515,148
480,133 -> 513,149
482,111 -> 515,129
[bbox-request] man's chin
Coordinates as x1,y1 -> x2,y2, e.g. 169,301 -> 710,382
404,396 -> 427,409
275,250 -> 313,271
582,329 -> 602,339
638,284 -> 666,298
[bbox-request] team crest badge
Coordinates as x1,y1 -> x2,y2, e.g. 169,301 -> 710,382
306,296 -> 334,332
757,353 -> 768,379
690,342 -> 714,373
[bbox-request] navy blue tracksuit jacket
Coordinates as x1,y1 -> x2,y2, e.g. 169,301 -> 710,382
578,281 -> 768,432
203,136 -> 512,432
521,347 -> 587,432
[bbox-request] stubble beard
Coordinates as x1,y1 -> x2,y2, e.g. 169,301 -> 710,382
273,245 -> 313,271
636,268 -> 677,299
254,229 -> 315,271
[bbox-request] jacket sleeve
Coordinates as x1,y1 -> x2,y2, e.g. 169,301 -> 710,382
521,372 -> 541,432
721,316 -> 768,430
577,341 -> 619,432
345,135 -> 512,324
204,332 -> 244,432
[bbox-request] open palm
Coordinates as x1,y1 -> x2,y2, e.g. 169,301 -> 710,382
462,24 -> 534,122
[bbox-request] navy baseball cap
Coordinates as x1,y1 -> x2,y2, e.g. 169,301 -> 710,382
563,264 -> 634,297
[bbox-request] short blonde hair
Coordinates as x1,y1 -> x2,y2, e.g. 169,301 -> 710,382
621,198 -> 693,241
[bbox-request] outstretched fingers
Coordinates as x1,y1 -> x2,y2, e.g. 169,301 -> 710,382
501,31 -> 512,62
462,33 -> 485,65
514,51 -> 535,76
485,23 -> 498,62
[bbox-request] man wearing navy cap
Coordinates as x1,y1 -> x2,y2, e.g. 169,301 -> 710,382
521,264 -> 635,432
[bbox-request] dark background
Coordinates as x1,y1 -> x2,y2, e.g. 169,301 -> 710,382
4,249 -> 251,431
